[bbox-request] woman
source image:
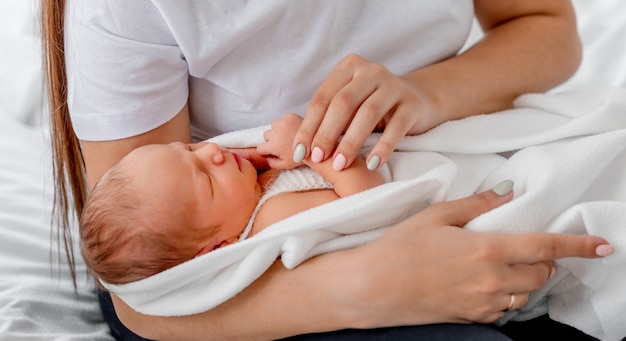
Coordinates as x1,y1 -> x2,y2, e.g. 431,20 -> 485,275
42,1 -> 612,340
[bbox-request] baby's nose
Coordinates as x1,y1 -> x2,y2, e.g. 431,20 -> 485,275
195,142 -> 225,164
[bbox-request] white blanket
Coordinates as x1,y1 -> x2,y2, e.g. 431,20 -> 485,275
104,86 -> 626,341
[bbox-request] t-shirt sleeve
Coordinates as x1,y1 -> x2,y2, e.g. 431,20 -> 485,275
65,0 -> 189,141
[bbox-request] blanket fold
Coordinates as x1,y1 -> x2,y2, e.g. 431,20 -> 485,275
104,86 -> 626,341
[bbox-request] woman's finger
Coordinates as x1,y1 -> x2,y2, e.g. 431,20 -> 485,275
501,292 -> 528,313
309,75 -> 381,165
421,180 -> 516,228
499,233 -> 613,264
364,103 -> 414,170
294,63 -> 354,162
504,262 -> 553,295
333,86 -> 401,170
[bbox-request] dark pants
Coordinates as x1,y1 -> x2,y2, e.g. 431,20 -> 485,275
98,290 -> 599,341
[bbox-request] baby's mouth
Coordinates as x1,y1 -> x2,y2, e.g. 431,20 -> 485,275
233,153 -> 242,171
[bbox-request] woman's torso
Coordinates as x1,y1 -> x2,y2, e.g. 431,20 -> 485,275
65,0 -> 474,141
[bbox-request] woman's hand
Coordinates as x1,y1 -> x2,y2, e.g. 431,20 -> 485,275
258,113 -> 306,169
336,184 -> 613,327
292,54 -> 443,172
292,1 -> 581,174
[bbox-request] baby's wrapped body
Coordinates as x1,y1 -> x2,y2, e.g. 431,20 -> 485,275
105,88 -> 626,341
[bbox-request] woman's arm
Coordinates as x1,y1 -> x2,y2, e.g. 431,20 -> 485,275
114,187 -> 612,341
293,0 -> 582,171
409,0 -> 581,122
81,104 -> 191,189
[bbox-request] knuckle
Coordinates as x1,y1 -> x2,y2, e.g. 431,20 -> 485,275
366,62 -> 389,77
473,240 -> 502,264
473,192 -> 494,209
358,101 -> 382,121
426,201 -> 451,217
340,54 -> 365,67
332,90 -> 357,111
517,293 -> 530,307
535,241 -> 558,260
297,125 -> 317,141
313,134 -> 337,149
389,111 -> 414,131
531,275 -> 546,291
272,118 -> 286,129
530,264 -> 550,290
338,138 -> 361,156
373,138 -> 395,156
309,92 -> 332,112
477,277 -> 504,297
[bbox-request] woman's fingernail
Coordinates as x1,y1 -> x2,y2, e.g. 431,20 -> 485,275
293,143 -> 306,163
596,244 -> 614,257
311,146 -> 324,163
332,153 -> 347,171
549,267 -> 556,279
367,155 -> 381,170
492,180 -> 514,197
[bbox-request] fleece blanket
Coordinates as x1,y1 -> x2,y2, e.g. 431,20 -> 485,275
104,86 -> 626,341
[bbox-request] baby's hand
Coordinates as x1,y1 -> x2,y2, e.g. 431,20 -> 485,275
227,147 -> 270,171
257,113 -> 304,169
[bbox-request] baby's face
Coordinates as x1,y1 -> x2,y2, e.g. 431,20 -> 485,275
121,141 -> 262,252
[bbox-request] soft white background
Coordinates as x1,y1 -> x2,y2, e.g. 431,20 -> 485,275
0,0 -> 624,339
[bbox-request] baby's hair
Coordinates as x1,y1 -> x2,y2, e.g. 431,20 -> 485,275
80,164 -> 196,285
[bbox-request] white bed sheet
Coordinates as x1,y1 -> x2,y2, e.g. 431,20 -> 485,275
0,0 -> 624,339
0,1 -> 113,340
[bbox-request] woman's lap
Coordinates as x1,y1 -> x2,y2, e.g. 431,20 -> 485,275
279,324 -> 511,341
100,289 -> 600,341
98,290 -> 510,341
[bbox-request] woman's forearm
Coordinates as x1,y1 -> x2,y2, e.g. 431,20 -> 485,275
114,185 -> 611,340
404,1 -> 581,126
114,250 -> 364,341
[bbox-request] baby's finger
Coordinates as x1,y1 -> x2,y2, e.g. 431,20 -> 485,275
255,141 -> 273,157
265,156 -> 288,170
231,147 -> 269,171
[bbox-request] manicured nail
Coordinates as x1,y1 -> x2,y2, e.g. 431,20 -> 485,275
595,244 -> 614,257
293,143 -> 306,163
367,155 -> 381,170
492,180 -> 514,197
332,153 -> 347,171
549,267 -> 556,279
311,146 -> 324,163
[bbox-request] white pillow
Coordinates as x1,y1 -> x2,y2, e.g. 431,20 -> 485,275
0,0 -> 45,127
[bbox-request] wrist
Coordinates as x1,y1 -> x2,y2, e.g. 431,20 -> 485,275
401,72 -> 453,134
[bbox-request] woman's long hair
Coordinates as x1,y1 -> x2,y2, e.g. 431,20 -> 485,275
41,0 -> 86,285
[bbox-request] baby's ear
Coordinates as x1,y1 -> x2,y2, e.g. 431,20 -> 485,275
195,237 -> 240,256
195,244 -> 215,257
216,236 -> 240,249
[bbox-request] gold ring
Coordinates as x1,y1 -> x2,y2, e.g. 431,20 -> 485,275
505,293 -> 515,312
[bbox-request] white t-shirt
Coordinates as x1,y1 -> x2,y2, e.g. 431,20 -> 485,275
65,0 -> 474,142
